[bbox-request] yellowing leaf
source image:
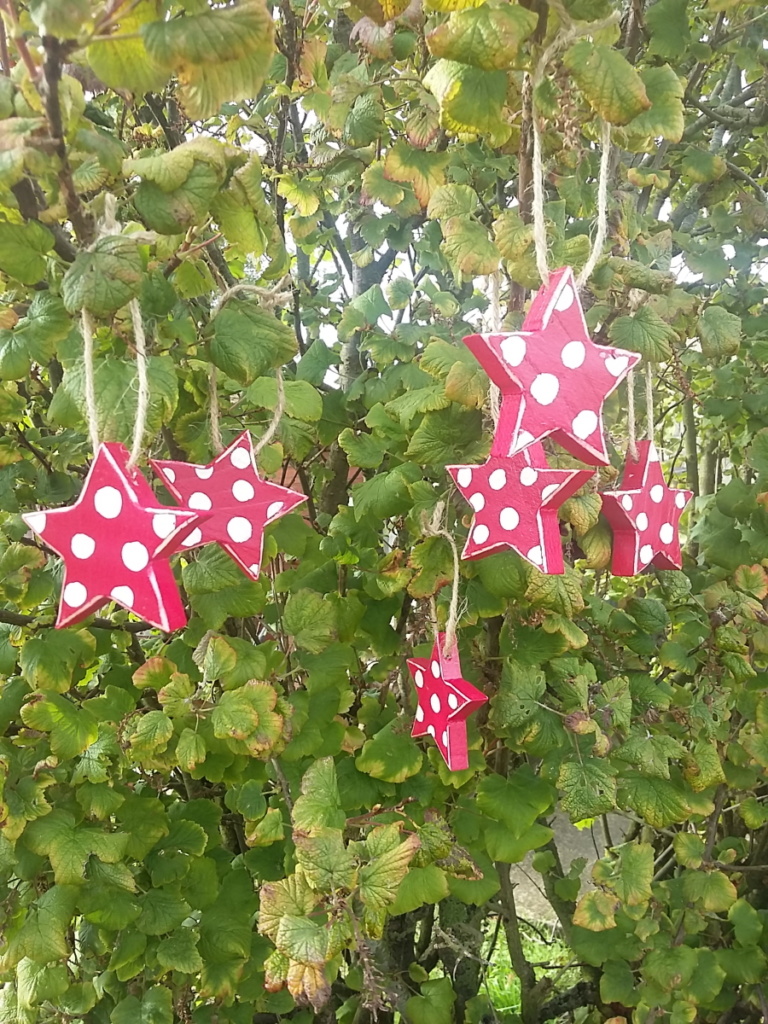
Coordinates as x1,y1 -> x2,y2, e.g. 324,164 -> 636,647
563,41 -> 650,125
424,60 -> 511,144
426,4 -> 537,69
440,217 -> 499,277
87,1 -> 170,95
384,141 -> 449,206
573,889 -> 617,931
360,828 -> 420,911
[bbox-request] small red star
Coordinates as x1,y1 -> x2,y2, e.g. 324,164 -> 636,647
448,443 -> 593,574
22,443 -> 203,630
601,441 -> 692,575
407,634 -> 487,771
463,266 -> 640,465
151,430 -> 306,580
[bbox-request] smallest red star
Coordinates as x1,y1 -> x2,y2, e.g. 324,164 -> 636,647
407,634 -> 487,771
601,440 -> 692,575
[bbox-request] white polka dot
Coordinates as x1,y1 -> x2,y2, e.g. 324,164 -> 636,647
183,528 -> 202,547
457,467 -> 472,488
541,484 -> 559,502
189,492 -> 212,511
473,524 -> 490,545
605,355 -> 629,377
500,507 -> 519,530
430,693 -> 441,714
71,533 -> 95,559
448,693 -> 459,710
561,340 -> 586,369
153,513 -> 176,539
232,479 -> 255,502
163,468 -> 176,484
501,335 -> 527,367
427,725 -> 436,738
527,545 -> 543,565
648,444 -> 660,462
441,730 -> 448,747
659,523 -> 674,544
489,469 -> 506,490
555,284 -> 574,311
469,492 -> 485,512
650,484 -> 664,503
636,512 -> 649,531
226,517 -> 253,543
520,466 -> 538,486
415,670 -> 424,688
572,410 -> 598,439
530,373 -> 560,406
63,581 -> 87,607
621,495 -> 633,511
416,705 -> 425,722
195,466 -> 214,480
25,511 -> 46,534
122,541 -> 149,572
431,660 -> 440,678
675,492 -> 687,509
640,544 -> 654,564
266,501 -> 284,519
111,585 -> 134,607
230,447 -> 251,469
94,486 -> 122,519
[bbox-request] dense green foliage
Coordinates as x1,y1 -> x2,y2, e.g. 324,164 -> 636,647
0,1 -> 767,1023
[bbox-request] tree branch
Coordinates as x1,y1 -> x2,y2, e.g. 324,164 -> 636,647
0,606 -> 153,633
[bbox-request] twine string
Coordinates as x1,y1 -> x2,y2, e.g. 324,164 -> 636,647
576,118 -> 612,289
645,362 -> 655,441
81,309 -> 99,451
127,299 -> 150,469
253,368 -> 285,457
487,270 -> 502,427
626,368 -> 638,461
422,501 -> 461,659
208,364 -> 224,455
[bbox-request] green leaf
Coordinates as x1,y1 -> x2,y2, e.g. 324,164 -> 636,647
427,184 -> 479,220
360,827 -> 421,911
681,870 -> 737,912
19,629 -> 89,693
563,42 -> 650,125
61,236 -> 143,315
384,140 -> 449,206
295,829 -> 355,891
362,160 -> 405,206
643,944 -> 697,990
681,147 -> 727,184
156,929 -> 204,975
494,208 -> 534,261
406,407 -> 483,466
477,767 -> 555,834
625,65 -> 685,143
426,4 -> 537,69
619,775 -> 691,828
211,681 -> 281,750
646,0 -> 690,59
596,842 -> 654,906
609,307 -> 676,362
21,693 -> 98,759
134,160 -> 224,234
16,958 -> 69,1010
129,710 -> 174,757
111,985 -> 173,1024
405,977 -> 456,1024
0,293 -> 71,381
283,589 -> 336,653
15,885 -> 78,964
338,428 -> 388,469
356,719 -> 423,783
698,305 -> 741,358
558,759 -> 618,820
389,865 -> 449,915
137,888 -> 192,936
0,219 -> 53,285
210,300 -> 298,384
143,1 -> 275,120
424,61 -> 510,144
673,833 -> 705,869
87,1 -> 170,94
292,758 -> 346,832
23,810 -> 127,885
352,466 -> 414,521
441,217 -> 499,277
728,898 -> 764,947
573,889 -> 617,931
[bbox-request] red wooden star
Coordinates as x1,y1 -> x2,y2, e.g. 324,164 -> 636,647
22,443 -> 203,631
151,430 -> 307,580
463,266 -> 641,465
601,441 -> 692,575
448,443 -> 593,574
407,633 -> 487,771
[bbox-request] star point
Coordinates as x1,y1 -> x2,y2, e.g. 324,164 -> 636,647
448,443 -> 593,574
600,440 -> 692,575
407,634 -> 487,771
463,266 -> 640,465
22,443 -> 203,631
151,430 -> 307,580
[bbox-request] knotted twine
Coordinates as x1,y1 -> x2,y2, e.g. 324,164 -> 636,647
206,278 -> 293,456
422,501 -> 462,660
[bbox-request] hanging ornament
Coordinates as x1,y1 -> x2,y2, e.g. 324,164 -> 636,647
463,267 -> 641,466
407,633 -> 487,771
600,441 -> 692,575
448,443 -> 593,573
23,443 -> 204,630
151,430 -> 307,580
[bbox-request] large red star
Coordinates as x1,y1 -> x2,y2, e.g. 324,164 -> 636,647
22,443 -> 203,631
448,443 -> 593,574
151,430 -> 307,580
463,266 -> 640,465
407,634 -> 487,771
601,441 -> 692,575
